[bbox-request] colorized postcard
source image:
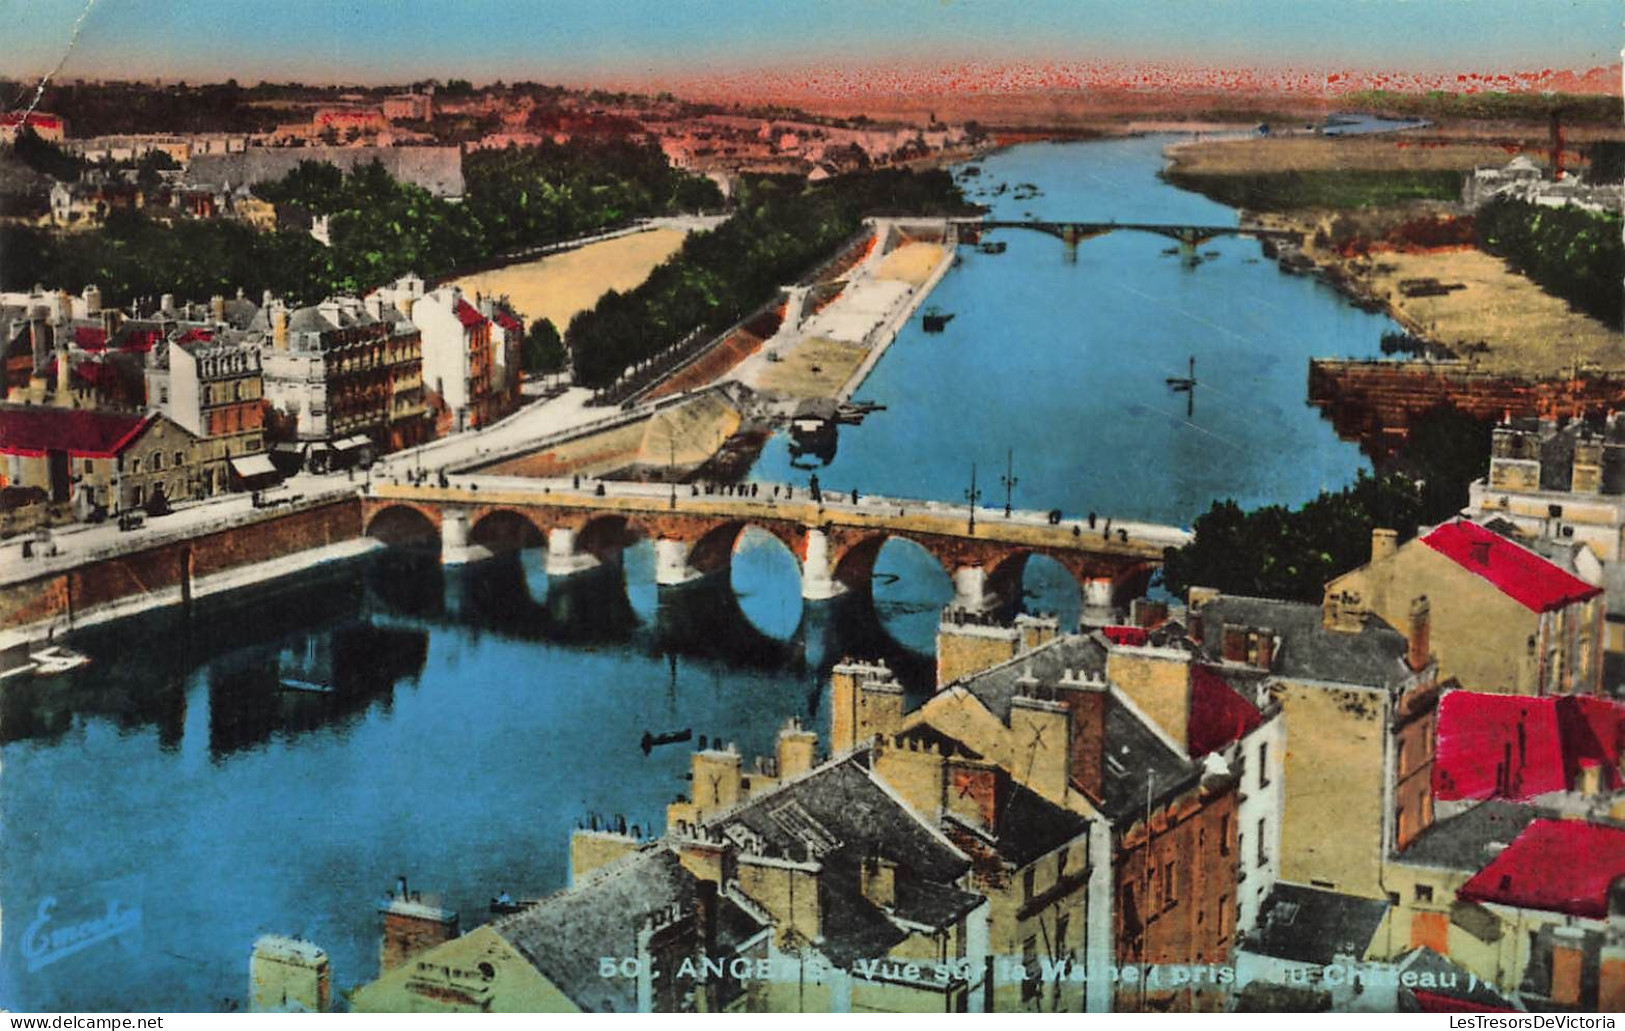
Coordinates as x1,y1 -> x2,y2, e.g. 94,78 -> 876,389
0,0 -> 1622,1017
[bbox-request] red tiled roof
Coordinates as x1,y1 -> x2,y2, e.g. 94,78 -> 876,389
1410,991 -> 1516,1014
174,328 -> 214,345
493,310 -> 523,334
1434,691 -> 1625,802
454,300 -> 487,328
1101,626 -> 1148,647
1421,520 -> 1601,613
1188,664 -> 1263,757
0,406 -> 150,458
1,112 -> 62,129
1458,819 -> 1625,918
74,327 -> 108,350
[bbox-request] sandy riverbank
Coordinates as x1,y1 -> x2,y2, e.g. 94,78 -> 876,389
1165,130 -> 1592,176
1252,210 -> 1625,377
451,227 -> 689,330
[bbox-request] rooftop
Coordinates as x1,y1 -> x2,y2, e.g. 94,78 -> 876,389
0,405 -> 150,458
1195,594 -> 1413,691
492,845 -> 765,1014
1459,818 -> 1625,919
1433,691 -> 1625,803
1395,800 -> 1547,872
1422,520 -> 1602,613
1245,882 -> 1390,968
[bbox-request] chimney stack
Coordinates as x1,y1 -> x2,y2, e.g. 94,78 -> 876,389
378,878 -> 459,973
1371,527 -> 1398,564
272,305 -> 289,351
211,294 -> 227,324
1407,596 -> 1431,671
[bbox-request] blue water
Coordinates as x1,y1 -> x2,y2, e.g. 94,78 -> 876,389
0,136 -> 1400,1012
750,136 -> 1399,523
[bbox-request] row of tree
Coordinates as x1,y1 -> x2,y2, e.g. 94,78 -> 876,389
0,139 -> 723,307
1161,405 -> 1494,602
1474,198 -> 1624,328
565,168 -> 975,387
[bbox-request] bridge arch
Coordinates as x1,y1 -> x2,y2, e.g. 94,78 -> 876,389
365,503 -> 441,548
574,513 -> 643,563
469,508 -> 548,554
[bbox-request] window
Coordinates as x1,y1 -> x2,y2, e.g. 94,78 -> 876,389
1217,895 -> 1230,940
174,451 -> 184,468
1023,867 -> 1036,902
1219,815 -> 1231,855
1256,818 -> 1268,864
1163,861 -> 1177,911
152,452 -> 163,471
1415,884 -> 1434,903
1056,848 -> 1067,881
1055,914 -> 1070,957
1257,742 -> 1270,788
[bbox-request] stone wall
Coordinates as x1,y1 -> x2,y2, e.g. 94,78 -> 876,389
1,497 -> 363,634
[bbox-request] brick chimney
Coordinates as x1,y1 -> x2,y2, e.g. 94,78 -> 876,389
1254,628 -> 1276,671
1371,527 -> 1398,564
690,746 -> 743,817
1056,668 -> 1108,804
211,293 -> 227,324
378,876 -> 459,973
271,305 -> 289,351
1407,596 -> 1431,671
830,659 -> 901,753
1550,927 -> 1585,1006
1600,944 -> 1625,1014
775,718 -> 817,781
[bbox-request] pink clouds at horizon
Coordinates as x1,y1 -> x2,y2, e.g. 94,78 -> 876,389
607,59 -> 1622,102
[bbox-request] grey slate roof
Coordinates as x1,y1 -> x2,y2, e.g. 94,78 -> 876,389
492,845 -> 765,1013
713,756 -> 978,967
1394,948 -> 1518,1012
953,634 -> 1108,722
1196,595 -> 1413,690
1097,693 -> 1199,819
1394,801 -> 1548,872
944,774 -> 1092,868
944,633 -> 1199,819
1245,883 -> 1390,967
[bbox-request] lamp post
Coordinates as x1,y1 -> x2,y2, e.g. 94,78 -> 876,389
668,436 -> 677,510
964,462 -> 982,534
999,447 -> 1018,518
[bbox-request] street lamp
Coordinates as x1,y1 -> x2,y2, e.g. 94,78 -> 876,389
669,437 -> 677,510
999,447 -> 1018,518
964,462 -> 982,534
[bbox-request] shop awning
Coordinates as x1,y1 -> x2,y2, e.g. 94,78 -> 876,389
333,435 -> 373,452
230,453 -> 279,478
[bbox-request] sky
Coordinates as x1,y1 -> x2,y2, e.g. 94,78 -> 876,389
4,0 -> 1621,89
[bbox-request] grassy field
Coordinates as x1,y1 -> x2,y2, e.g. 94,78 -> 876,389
451,228 -> 688,331
1162,168 -> 1464,211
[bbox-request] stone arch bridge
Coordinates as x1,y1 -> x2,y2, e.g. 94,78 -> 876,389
953,217 -> 1303,260
360,479 -> 1189,613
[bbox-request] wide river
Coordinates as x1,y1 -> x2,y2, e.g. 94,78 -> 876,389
0,136 -> 1397,1011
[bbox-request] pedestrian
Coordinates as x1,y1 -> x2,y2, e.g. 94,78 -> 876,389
851,488 -> 859,505
1088,511 -> 1097,529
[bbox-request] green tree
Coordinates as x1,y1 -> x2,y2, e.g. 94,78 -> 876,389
521,318 -> 566,374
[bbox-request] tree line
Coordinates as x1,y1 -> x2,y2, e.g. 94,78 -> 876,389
0,139 -> 723,307
1474,198 -> 1623,328
565,168 -> 975,387
1161,405 -> 1494,602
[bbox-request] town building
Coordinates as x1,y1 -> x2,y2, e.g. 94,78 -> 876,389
370,280 -> 522,435
257,294 -> 430,470
1325,521 -> 1605,697
144,318 -> 276,489
0,404 -> 223,517
1454,819 -> 1625,1011
882,616 -> 1261,1013
1188,589 -> 1441,900
382,93 -> 434,122
1462,155 -> 1625,214
0,111 -> 67,143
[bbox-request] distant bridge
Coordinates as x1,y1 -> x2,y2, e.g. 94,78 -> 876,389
362,477 -> 1190,612
951,217 -> 1302,259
